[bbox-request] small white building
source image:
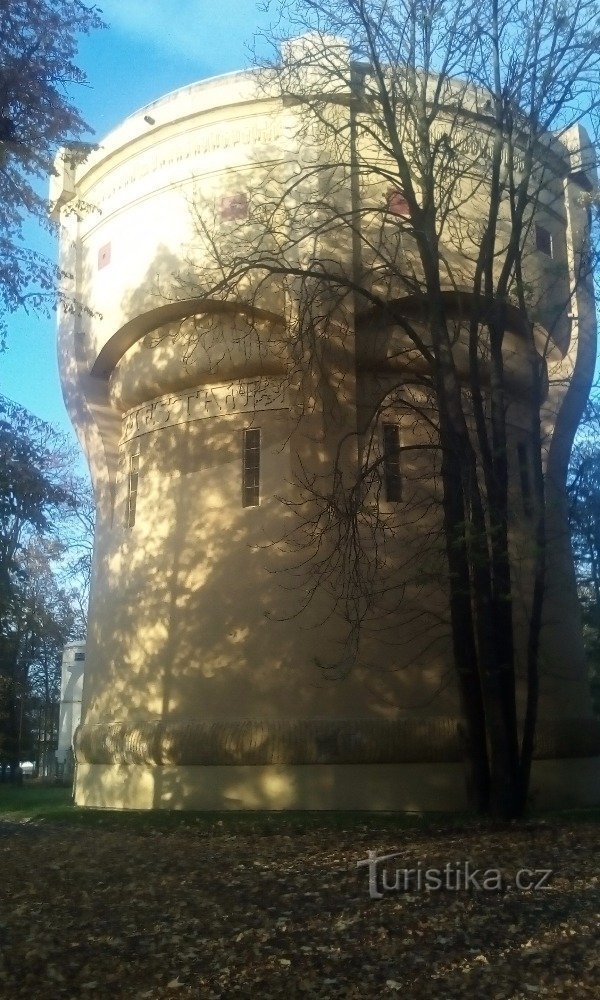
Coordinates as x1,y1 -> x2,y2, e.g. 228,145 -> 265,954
57,642 -> 86,774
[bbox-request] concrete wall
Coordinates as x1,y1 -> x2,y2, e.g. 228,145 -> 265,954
54,43 -> 599,810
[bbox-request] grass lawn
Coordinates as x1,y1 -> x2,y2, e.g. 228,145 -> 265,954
0,784 -> 597,998
1,783 -> 597,831
0,783 -> 478,834
0,783 -> 74,820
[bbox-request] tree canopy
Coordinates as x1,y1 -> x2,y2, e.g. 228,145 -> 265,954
0,395 -> 93,776
569,399 -> 600,715
0,0 -> 102,345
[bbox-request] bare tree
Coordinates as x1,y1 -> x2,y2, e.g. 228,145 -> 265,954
172,1 -> 599,817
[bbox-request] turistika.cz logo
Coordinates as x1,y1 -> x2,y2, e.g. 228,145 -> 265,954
357,851 -> 553,899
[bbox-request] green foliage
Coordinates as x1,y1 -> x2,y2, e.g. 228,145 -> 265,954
0,396 -> 74,571
0,395 -> 93,769
0,0 -> 103,344
568,400 -> 600,715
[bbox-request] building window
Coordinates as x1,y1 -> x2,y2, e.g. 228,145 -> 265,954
386,188 -> 410,219
126,454 -> 139,528
517,443 -> 533,517
242,428 -> 261,507
74,652 -> 85,662
535,224 -> 553,258
383,423 -> 402,502
98,242 -> 111,269
220,193 -> 249,221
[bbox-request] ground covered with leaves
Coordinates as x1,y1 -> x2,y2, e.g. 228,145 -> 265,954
0,794 -> 597,998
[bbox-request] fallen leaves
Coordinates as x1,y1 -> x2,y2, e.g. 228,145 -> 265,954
0,817 -> 597,997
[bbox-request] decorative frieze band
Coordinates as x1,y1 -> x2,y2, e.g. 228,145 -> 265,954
121,376 -> 288,444
87,119 -> 282,211
75,717 -> 600,767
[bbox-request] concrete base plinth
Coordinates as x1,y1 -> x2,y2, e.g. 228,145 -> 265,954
74,758 -> 600,811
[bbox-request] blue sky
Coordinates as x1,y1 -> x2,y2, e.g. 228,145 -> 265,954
1,1 -> 271,449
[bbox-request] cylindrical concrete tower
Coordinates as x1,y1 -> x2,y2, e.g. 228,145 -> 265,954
52,43 -> 600,810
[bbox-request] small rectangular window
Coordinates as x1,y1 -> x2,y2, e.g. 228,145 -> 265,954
242,428 -> 261,507
535,224 -> 553,258
97,242 -> 111,269
386,187 -> 410,219
383,423 -> 402,502
126,454 -> 139,528
74,652 -> 85,662
220,193 -> 248,221
517,443 -> 533,517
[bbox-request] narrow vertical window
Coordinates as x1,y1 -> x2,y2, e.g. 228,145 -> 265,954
242,428 -> 261,507
126,454 -> 139,528
383,423 -> 402,502
517,443 -> 533,517
535,224 -> 553,258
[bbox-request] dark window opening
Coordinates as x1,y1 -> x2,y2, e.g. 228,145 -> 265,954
242,428 -> 261,507
517,443 -> 533,517
535,224 -> 553,257
383,423 -> 402,502
74,652 -> 85,662
126,454 -> 139,528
